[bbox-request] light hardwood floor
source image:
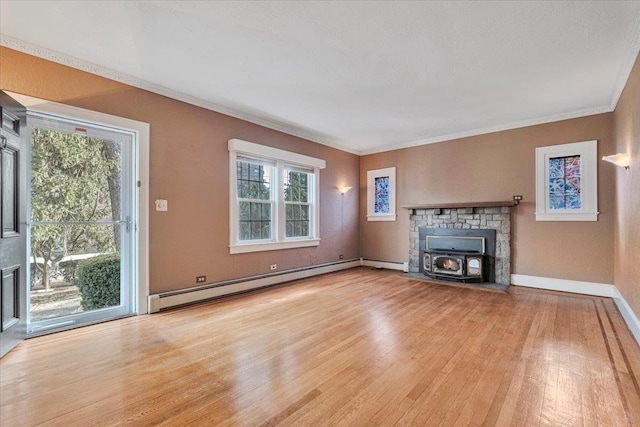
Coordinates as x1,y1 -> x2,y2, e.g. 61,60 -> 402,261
1,267 -> 640,426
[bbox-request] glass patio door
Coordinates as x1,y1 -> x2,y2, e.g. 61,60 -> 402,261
27,114 -> 135,334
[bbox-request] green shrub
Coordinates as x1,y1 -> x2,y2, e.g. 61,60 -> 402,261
76,254 -> 120,310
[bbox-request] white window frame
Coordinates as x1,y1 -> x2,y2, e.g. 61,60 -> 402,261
367,167 -> 397,221
535,140 -> 599,221
229,139 -> 325,254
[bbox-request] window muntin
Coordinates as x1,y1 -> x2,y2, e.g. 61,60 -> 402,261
228,139 -> 325,254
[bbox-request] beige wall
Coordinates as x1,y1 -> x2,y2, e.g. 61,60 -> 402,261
360,114 -> 616,284
613,53 -> 640,318
1,45 -> 633,304
0,47 -> 360,294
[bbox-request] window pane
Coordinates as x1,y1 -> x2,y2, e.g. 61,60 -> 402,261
251,222 -> 262,240
239,202 -> 250,221
301,221 -> 309,237
300,205 -> 309,221
262,204 -> 271,221
286,204 -> 293,220
239,222 -> 251,240
237,181 -> 247,199
259,182 -> 270,200
548,155 -> 581,210
261,222 -> 271,239
286,221 -> 294,237
250,203 -> 261,220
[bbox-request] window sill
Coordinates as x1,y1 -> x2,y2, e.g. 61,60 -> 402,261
535,211 -> 599,221
230,238 -> 320,254
367,214 -> 397,222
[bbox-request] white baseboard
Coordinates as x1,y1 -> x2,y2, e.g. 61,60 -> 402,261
612,288 -> 640,346
360,259 -> 409,272
148,259 -> 360,313
510,274 -> 617,298
511,273 -> 640,345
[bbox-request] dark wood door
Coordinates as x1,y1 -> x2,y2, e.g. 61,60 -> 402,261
0,91 -> 27,357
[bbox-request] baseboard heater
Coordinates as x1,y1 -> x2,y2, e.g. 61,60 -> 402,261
361,259 -> 409,272
148,259 -> 361,313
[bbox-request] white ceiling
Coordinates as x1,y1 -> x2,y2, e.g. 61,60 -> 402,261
2,1 -> 640,155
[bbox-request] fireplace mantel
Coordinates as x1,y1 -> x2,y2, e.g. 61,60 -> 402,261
402,200 -> 518,214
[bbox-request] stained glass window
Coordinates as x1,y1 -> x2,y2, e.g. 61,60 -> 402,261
374,176 -> 390,214
548,155 -> 581,210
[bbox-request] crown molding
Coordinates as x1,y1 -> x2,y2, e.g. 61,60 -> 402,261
0,35 -> 360,155
359,104 -> 613,155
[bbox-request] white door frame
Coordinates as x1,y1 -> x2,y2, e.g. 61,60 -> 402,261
7,92 -> 150,315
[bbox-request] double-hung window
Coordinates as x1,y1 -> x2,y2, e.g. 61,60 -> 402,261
284,167 -> 312,238
229,139 -> 326,254
236,156 -> 275,241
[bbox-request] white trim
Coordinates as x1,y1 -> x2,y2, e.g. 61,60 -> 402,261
8,92 -> 150,315
148,259 -> 360,313
359,105 -> 613,155
361,259 -> 409,272
367,167 -> 397,222
511,274 -> 616,297
534,212 -> 599,222
229,139 -> 326,169
535,140 -> 599,221
613,288 -> 640,346
230,238 -> 320,254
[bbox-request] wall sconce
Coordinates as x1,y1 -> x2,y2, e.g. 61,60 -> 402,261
602,153 -> 631,170
337,185 -> 352,194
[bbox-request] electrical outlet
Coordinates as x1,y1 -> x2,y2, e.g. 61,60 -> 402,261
196,275 -> 206,283
155,199 -> 168,211
339,254 -> 344,259
270,264 -> 277,271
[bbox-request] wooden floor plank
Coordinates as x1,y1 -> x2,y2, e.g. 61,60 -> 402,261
1,268 -> 639,426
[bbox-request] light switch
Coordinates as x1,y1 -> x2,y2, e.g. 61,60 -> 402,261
155,199 -> 168,211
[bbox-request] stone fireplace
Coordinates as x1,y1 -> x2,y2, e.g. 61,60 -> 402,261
406,203 -> 515,286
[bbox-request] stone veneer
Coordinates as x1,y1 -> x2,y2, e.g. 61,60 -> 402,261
409,207 -> 512,286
